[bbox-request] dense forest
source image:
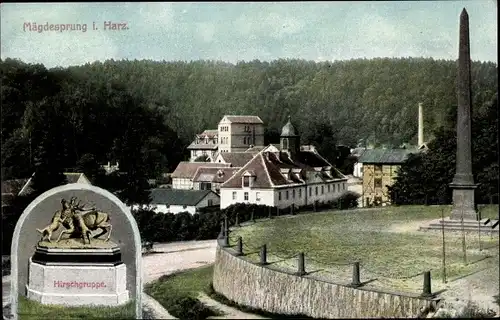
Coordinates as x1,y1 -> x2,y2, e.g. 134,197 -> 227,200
1,57 -> 498,202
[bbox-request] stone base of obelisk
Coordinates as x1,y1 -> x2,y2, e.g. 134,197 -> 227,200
450,184 -> 478,221
26,242 -> 129,306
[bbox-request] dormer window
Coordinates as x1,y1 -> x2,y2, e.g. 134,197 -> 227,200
243,176 -> 250,187
242,171 -> 256,188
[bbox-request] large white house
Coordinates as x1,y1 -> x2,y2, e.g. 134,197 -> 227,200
219,117 -> 348,209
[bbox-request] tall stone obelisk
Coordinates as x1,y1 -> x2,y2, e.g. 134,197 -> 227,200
449,8 -> 477,221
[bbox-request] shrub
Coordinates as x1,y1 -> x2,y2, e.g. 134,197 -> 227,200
167,296 -> 217,320
458,301 -> 497,318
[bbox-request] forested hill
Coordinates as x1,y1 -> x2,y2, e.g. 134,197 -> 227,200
63,57 -> 497,146
1,57 -> 497,183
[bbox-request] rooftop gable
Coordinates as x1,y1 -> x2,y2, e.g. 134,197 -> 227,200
358,148 -> 416,164
171,162 -> 230,179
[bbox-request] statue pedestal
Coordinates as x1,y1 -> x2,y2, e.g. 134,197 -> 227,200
26,241 -> 129,306
450,183 -> 478,221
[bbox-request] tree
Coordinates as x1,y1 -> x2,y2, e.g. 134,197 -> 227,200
26,98 -> 67,194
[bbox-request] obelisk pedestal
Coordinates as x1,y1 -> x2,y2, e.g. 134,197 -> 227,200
449,8 -> 478,221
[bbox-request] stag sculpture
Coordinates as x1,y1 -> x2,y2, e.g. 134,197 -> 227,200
38,197 -> 113,245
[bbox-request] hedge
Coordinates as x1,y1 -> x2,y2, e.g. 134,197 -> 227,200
1,192 -> 359,253
132,192 -> 359,243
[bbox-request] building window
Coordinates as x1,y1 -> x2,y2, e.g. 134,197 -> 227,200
256,192 -> 261,201
343,183 -> 346,190
309,187 -> 312,196
286,190 -> 289,200
244,192 -> 249,201
243,176 -> 250,187
299,189 -> 302,198
208,199 -> 213,206
201,182 -> 211,190
279,192 -> 282,201
337,184 -> 340,192
292,189 -> 295,199
375,165 -> 382,172
328,184 -> 330,192
243,137 -> 247,144
321,186 -> 324,194
315,186 -> 318,196
375,178 -> 382,188
232,191 -> 236,200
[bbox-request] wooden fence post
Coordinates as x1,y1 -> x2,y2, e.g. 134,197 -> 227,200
296,252 -> 306,276
259,244 -> 267,265
351,262 -> 361,287
235,236 -> 243,256
421,271 -> 432,297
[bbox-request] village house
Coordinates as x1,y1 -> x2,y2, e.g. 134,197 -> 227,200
187,129 -> 219,162
192,167 -> 241,194
218,115 -> 265,153
171,162 -> 231,190
219,117 -> 348,209
17,172 -> 91,196
1,173 -> 91,214
358,148 -> 417,207
145,189 -> 220,215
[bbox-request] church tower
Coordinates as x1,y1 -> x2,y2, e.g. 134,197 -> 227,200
280,116 -> 300,160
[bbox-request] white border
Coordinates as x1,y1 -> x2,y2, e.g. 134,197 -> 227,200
10,183 -> 142,319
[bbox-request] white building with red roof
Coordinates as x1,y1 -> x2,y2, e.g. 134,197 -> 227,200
219,117 -> 348,209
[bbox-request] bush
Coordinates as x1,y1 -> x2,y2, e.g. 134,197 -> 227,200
131,194 -> 361,244
168,296 -> 216,320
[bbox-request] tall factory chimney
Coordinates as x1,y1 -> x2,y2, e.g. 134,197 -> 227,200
418,103 -> 424,147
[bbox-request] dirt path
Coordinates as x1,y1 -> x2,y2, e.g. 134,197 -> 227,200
198,292 -> 266,319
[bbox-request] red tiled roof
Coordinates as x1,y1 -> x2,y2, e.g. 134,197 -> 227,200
218,152 -> 256,167
222,115 -> 264,124
171,162 -> 231,179
192,167 -> 241,183
221,149 -> 346,189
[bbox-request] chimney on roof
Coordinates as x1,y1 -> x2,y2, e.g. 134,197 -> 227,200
418,103 -> 424,147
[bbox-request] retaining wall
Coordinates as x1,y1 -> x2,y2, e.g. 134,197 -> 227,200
212,239 -> 438,318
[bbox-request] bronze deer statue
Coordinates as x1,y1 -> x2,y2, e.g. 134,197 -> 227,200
55,197 -> 112,245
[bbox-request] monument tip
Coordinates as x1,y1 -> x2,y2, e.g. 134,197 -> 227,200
461,8 -> 468,17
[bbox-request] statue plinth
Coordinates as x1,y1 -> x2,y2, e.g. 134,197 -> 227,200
26,240 -> 129,306
449,182 -> 478,221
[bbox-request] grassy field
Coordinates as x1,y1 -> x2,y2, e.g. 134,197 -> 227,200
230,205 -> 499,294
145,265 -> 220,319
18,296 -> 135,320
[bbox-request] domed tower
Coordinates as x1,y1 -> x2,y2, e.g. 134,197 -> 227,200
280,116 -> 300,159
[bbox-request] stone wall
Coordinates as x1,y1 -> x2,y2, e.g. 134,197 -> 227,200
213,240 -> 438,318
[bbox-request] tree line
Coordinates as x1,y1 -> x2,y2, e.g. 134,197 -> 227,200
1,57 -> 497,206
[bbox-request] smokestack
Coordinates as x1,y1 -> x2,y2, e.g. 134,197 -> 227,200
418,103 -> 424,147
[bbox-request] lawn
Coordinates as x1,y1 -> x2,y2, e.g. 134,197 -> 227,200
230,205 -> 499,294
18,296 -> 135,320
144,265 -> 220,319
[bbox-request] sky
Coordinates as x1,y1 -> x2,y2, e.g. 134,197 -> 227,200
0,1 -> 497,68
